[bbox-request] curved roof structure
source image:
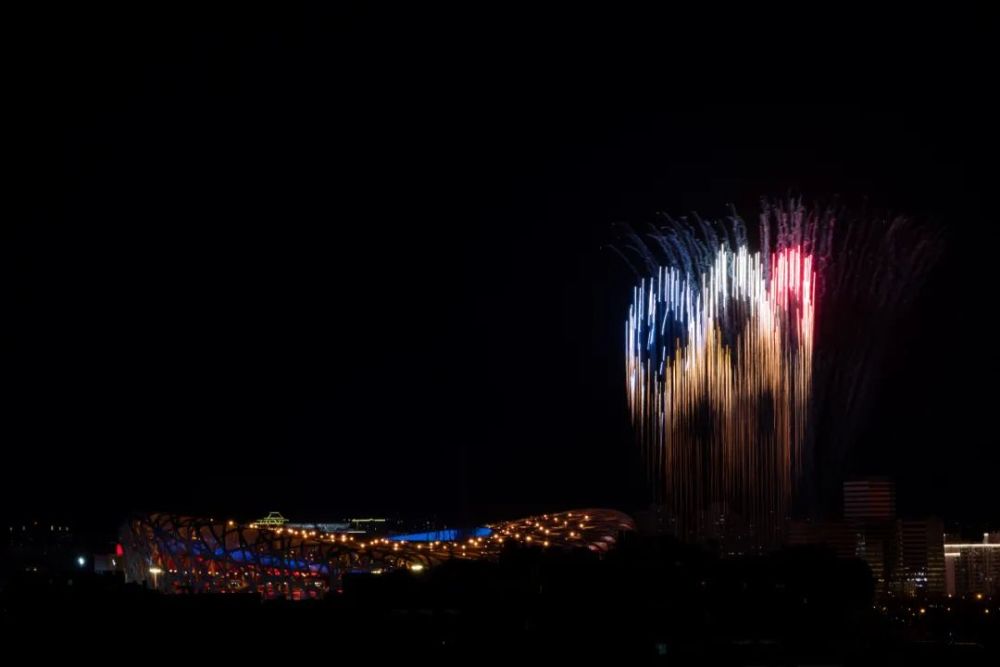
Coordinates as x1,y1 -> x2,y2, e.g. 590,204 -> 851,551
121,509 -> 634,599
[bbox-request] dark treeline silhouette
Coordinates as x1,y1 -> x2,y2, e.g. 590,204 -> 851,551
2,533 -> 996,663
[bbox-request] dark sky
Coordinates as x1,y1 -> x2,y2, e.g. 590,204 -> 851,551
5,8 -> 996,537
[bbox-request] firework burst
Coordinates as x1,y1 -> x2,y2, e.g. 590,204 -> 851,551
622,199 -> 939,542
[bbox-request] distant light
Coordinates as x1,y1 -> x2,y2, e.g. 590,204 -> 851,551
944,544 -> 1000,549
919,608 -> 926,615
409,564 -> 425,572
77,556 -> 86,567
149,566 -> 163,575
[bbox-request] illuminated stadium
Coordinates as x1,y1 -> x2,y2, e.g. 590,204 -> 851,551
121,509 -> 635,599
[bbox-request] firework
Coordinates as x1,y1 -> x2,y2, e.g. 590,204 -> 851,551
622,199 -> 938,541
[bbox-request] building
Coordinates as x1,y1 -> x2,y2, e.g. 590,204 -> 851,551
786,520 -> 856,559
842,479 -> 897,592
784,480 -> 953,598
945,532 -> 1000,597
843,479 -> 896,524
121,509 -> 635,599
4,520 -> 78,575
92,552 -> 125,575
898,518 -> 945,596
857,529 -> 892,586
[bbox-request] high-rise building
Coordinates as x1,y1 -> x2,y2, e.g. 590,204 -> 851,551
856,529 -> 890,585
843,479 -> 896,524
787,520 -> 856,559
785,480 -> 955,598
945,532 -> 1000,597
898,518 -> 945,596
843,479 -> 897,592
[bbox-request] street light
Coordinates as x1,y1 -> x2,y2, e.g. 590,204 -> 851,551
149,566 -> 163,589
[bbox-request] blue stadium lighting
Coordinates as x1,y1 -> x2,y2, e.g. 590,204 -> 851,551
389,527 -> 492,542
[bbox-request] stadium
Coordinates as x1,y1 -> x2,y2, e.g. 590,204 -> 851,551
121,509 -> 635,599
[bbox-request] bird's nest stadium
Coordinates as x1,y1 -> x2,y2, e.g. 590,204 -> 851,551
121,509 -> 634,599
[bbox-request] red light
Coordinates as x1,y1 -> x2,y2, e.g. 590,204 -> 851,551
115,543 -> 124,557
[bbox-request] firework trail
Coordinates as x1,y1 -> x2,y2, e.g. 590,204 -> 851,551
623,199 -> 939,542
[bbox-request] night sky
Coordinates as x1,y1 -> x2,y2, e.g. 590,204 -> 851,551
5,8 -> 996,538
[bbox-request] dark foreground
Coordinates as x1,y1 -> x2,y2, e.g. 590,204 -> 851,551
3,536 -> 996,664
